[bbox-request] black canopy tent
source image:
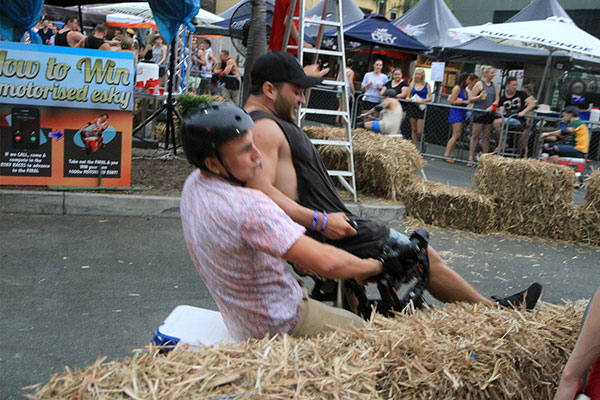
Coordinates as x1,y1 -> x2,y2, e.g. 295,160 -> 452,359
43,0 -> 146,30
42,5 -> 106,26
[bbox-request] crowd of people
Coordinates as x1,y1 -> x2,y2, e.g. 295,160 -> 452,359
30,17 -> 139,55
189,40 -> 241,103
352,62 -> 590,165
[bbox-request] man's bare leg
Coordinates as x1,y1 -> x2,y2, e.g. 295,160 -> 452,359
426,246 -> 493,305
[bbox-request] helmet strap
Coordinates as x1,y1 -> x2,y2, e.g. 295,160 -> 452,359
214,150 -> 247,187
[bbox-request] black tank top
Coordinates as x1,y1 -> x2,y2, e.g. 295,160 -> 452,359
249,110 -> 390,258
85,36 -> 105,49
54,30 -> 70,47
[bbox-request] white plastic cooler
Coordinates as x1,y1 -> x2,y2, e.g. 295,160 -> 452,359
153,305 -> 236,349
136,62 -> 159,83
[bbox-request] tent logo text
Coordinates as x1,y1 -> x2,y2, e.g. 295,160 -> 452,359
371,28 -> 396,45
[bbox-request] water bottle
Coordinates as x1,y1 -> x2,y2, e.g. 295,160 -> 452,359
590,106 -> 600,123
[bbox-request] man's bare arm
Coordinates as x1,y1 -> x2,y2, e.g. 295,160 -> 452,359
222,59 -> 234,75
68,31 -> 85,47
284,235 -> 382,285
247,119 -> 356,239
519,96 -> 537,117
283,15 -> 300,42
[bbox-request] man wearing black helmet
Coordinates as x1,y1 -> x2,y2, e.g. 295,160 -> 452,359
244,51 -> 542,311
540,106 -> 589,163
179,102 -> 382,341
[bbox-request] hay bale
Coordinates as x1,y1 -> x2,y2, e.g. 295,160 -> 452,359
403,180 -> 497,233
577,206 -> 600,247
371,302 -> 583,399
493,200 -> 584,241
474,154 -> 575,205
583,170 -> 600,215
304,126 -> 424,200
28,302 -> 584,400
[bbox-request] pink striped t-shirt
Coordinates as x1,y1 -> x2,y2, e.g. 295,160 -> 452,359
180,169 -> 305,340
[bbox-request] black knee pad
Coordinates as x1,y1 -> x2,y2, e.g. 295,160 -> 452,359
546,145 -> 558,156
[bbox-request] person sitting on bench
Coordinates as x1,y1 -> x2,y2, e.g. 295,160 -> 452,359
540,106 -> 589,163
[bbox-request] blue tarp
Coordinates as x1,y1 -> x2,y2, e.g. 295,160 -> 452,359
147,0 -> 199,44
0,0 -> 43,43
324,14 -> 429,53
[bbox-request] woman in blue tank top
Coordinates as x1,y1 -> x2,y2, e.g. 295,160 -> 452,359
405,68 -> 432,148
444,72 -> 477,162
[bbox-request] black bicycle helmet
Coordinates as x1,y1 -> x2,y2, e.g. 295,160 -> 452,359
181,102 -> 254,168
383,89 -> 397,98
563,105 -> 580,117
181,102 -> 254,185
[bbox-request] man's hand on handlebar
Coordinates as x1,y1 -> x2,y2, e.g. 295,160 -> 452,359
322,212 -> 357,240
355,258 -> 383,286
379,240 -> 408,278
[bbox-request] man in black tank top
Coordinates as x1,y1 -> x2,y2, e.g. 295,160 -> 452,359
54,17 -> 85,47
77,24 -> 112,51
243,52 -> 543,311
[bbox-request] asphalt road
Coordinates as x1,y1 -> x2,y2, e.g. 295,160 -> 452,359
1,213 -> 599,399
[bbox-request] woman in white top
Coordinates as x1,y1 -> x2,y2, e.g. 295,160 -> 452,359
360,59 -> 387,115
335,58 -> 355,126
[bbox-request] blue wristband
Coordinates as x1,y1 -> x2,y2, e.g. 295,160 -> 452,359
311,210 -> 318,231
320,212 -> 328,233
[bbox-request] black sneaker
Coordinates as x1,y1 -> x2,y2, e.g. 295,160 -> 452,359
491,282 -> 543,310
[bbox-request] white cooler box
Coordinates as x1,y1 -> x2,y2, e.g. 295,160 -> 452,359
136,62 -> 159,83
153,305 -> 236,349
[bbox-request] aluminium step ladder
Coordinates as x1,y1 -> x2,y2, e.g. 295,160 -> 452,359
282,0 -> 357,202
282,0 -> 355,308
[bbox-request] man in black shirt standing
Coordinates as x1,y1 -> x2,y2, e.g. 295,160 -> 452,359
492,77 -> 536,156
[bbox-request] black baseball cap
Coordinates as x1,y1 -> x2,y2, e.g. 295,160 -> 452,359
251,52 -> 324,88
